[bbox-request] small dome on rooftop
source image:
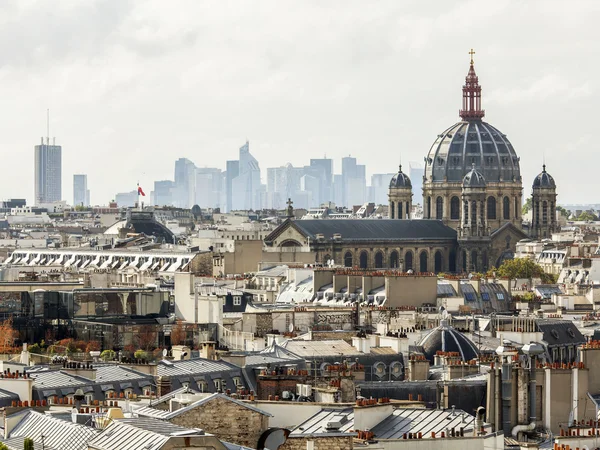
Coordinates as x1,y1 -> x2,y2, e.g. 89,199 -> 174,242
532,165 -> 556,189
418,320 -> 479,363
389,165 -> 412,189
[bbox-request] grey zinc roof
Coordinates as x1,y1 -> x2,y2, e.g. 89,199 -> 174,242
537,320 -> 586,346
156,358 -> 238,377
29,370 -> 92,389
370,408 -> 478,439
7,410 -> 98,450
290,407 -> 355,436
94,364 -> 152,383
281,340 -> 362,358
0,387 -> 19,407
268,219 -> 457,243
87,418 -> 192,450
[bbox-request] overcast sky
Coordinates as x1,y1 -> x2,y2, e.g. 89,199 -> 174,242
1,0 -> 598,206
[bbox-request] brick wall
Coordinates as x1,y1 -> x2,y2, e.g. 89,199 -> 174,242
280,436 -> 353,450
257,376 -> 306,400
168,396 -> 269,448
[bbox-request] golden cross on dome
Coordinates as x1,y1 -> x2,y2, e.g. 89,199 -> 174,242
469,48 -> 476,65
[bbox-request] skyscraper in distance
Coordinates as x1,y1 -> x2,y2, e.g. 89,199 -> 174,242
73,174 -> 89,207
35,136 -> 62,205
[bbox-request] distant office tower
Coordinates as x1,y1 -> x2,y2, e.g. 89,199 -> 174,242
73,174 -> 90,207
409,162 -> 424,206
34,137 -> 62,204
342,156 -> 366,207
307,158 -> 333,204
195,168 -> 222,209
173,158 -> 196,208
154,180 -> 175,206
369,173 -> 397,205
267,164 -> 304,210
332,174 -> 343,207
300,174 -> 320,209
115,190 -> 138,207
231,141 -> 263,211
225,160 -> 240,213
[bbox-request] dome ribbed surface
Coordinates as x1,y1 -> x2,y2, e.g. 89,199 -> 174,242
424,121 -> 520,183
390,165 -> 412,188
418,321 -> 479,363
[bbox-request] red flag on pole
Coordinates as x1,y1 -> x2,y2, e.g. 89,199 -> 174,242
138,185 -> 146,196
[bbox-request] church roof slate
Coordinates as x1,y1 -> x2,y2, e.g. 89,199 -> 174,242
267,219 -> 457,243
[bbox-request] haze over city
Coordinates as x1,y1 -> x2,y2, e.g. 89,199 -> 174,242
0,0 -> 598,205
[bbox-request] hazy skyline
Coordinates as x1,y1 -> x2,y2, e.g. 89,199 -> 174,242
0,0 -> 598,205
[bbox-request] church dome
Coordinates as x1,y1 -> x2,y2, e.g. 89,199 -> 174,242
463,165 -> 486,188
389,165 -> 412,189
425,121 -> 521,184
424,57 -> 521,184
418,320 -> 479,363
532,165 -> 556,189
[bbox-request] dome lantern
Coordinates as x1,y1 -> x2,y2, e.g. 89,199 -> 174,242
459,49 -> 485,121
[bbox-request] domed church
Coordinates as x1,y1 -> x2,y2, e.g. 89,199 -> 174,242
389,50 -> 558,271
267,51 -> 557,274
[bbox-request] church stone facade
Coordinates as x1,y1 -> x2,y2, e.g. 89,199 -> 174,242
266,53 -> 558,274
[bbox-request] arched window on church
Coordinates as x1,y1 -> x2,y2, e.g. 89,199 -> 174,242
471,250 -> 478,272
542,201 -> 548,224
426,197 -> 431,219
436,197 -> 443,220
503,196 -> 510,220
462,250 -> 467,272
482,250 -> 488,272
419,251 -> 428,273
434,251 -> 443,273
390,251 -> 399,269
450,196 -> 460,220
359,251 -> 368,269
390,202 -> 395,219
514,197 -> 519,219
449,249 -> 457,273
344,252 -> 353,268
405,251 -> 413,271
487,197 -> 496,220
374,251 -> 384,269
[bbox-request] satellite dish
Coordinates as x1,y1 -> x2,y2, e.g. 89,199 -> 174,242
289,323 -> 294,333
162,349 -> 168,357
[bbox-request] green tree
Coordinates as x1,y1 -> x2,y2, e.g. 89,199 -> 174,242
100,349 -> 116,361
576,211 -> 599,221
497,258 -> 556,284
522,198 -> 532,215
0,442 -> 8,450
556,206 -> 569,217
24,437 -> 34,450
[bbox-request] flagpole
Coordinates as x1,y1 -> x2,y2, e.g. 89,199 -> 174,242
137,182 -> 141,211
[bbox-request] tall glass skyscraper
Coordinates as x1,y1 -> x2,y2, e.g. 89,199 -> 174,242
34,138 -> 62,204
73,174 -> 90,207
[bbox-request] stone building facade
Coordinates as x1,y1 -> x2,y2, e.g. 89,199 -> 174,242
167,395 -> 270,448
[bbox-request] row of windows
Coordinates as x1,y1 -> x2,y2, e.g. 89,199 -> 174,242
337,249 -> 455,273
427,195 -> 518,220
